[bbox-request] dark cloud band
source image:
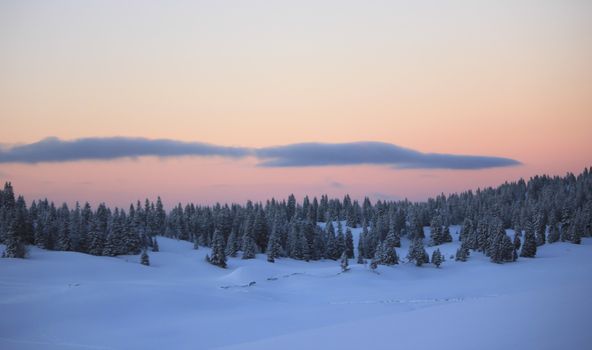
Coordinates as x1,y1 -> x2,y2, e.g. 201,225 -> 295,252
0,137 -> 520,170
255,142 -> 521,169
0,137 -> 250,163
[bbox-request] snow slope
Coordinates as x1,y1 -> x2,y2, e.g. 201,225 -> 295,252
1,225 -> 591,350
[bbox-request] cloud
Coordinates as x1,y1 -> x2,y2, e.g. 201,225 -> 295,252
329,181 -> 345,189
0,137 -> 251,163
0,138 -> 520,170
256,142 -> 520,169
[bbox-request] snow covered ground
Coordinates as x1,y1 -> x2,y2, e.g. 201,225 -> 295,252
1,225 -> 591,350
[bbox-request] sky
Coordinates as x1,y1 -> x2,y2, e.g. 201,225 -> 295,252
0,0 -> 591,208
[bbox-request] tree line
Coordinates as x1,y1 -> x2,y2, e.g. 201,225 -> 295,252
1,167 -> 591,269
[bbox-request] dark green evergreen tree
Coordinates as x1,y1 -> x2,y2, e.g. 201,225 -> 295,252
152,237 -> 159,252
534,210 -> 546,247
266,228 -> 281,263
520,225 -> 537,258
87,219 -> 105,256
2,221 -> 26,258
431,248 -> 443,267
547,223 -> 560,244
429,216 -> 443,246
513,231 -> 522,251
242,218 -> 257,260
375,241 -> 399,266
140,248 -> 150,266
407,238 -> 428,266
344,228 -> 354,258
225,227 -> 239,257
442,225 -> 452,243
455,242 -> 469,262
340,251 -> 349,272
207,229 -> 227,268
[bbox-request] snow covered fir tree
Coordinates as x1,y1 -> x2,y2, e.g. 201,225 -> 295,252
1,168 -> 591,271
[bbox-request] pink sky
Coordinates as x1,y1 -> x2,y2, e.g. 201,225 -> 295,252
1,1 -> 591,208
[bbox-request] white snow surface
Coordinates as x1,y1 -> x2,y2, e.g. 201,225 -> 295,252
1,224 -> 591,350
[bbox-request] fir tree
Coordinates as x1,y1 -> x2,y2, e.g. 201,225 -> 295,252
335,227 -> 345,258
513,226 -> 521,237
560,204 -> 571,242
312,226 -> 325,260
357,253 -> 365,265
207,229 -> 227,268
407,238 -> 428,267
377,227 -> 400,266
0,182 -> 16,243
361,220 -> 377,259
455,243 -> 469,262
429,216 -> 443,246
13,196 -> 33,245
252,208 -> 268,252
69,203 -> 83,252
488,226 -> 505,263
140,248 -> 150,266
459,218 -> 473,243
326,221 -> 335,237
513,231 -> 522,251
520,227 -> 537,258
345,228 -> 354,258
432,249 -> 443,267
102,231 -> 118,257
464,220 -> 478,250
375,241 -> 399,266
34,214 -> 48,249
2,221 -> 26,258
155,196 -> 166,235
369,259 -> 378,271
287,194 -> 296,221
535,226 -> 545,247
56,217 -> 72,251
103,211 -> 125,257
409,213 -> 424,240
501,234 -> 515,262
345,196 -> 357,228
535,210 -> 546,246
569,223 -> 581,244
287,222 -> 301,259
124,221 -> 142,255
300,229 -> 311,262
325,223 -> 339,260
242,220 -> 257,260
340,251 -> 349,272
384,226 -> 398,251
387,220 -> 401,248
152,237 -> 159,252
266,229 -> 281,263
87,224 -> 105,256
225,227 -> 239,257
476,221 -> 488,253
442,225 -> 453,243
547,223 -> 560,244
357,233 -> 365,261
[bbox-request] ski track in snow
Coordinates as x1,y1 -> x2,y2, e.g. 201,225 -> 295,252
0,337 -> 114,350
329,294 -> 499,305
